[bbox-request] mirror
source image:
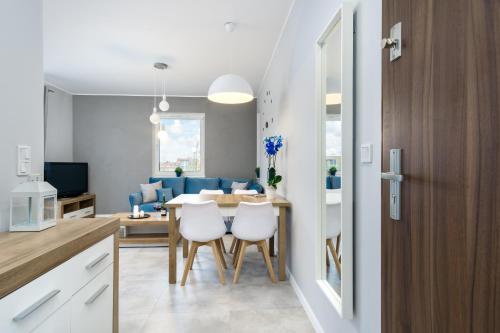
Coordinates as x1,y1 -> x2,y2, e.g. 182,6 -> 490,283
316,2 -> 353,318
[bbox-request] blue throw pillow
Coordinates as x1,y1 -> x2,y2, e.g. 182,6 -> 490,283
150,177 -> 185,197
156,187 -> 173,203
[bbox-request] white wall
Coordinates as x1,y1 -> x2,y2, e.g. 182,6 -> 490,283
45,84 -> 73,162
258,0 -> 381,331
0,0 -> 45,232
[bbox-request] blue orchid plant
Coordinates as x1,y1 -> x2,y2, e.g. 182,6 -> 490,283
264,135 -> 283,189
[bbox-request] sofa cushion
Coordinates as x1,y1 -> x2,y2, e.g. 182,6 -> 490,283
185,177 -> 220,194
248,182 -> 263,193
156,187 -> 173,203
231,181 -> 248,193
141,181 -> 162,203
149,177 -> 185,197
219,177 -> 251,194
139,202 -> 157,213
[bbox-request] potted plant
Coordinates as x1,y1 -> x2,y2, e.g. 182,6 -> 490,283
174,167 -> 183,177
329,166 -> 337,176
264,135 -> 283,199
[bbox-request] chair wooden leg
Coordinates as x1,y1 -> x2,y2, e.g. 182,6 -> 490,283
216,238 -> 227,269
233,239 -> 241,268
190,243 -> 200,270
259,240 -> 277,283
220,237 -> 227,254
209,240 -> 226,284
233,240 -> 248,284
181,241 -> 199,286
327,239 -> 341,275
229,237 -> 237,254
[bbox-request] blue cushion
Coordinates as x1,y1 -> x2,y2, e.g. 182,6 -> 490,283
185,177 -> 220,194
326,176 -> 332,189
139,203 -> 157,212
331,176 -> 341,189
156,188 -> 173,202
248,182 -> 263,193
129,192 -> 143,210
219,177 -> 251,194
149,177 -> 185,197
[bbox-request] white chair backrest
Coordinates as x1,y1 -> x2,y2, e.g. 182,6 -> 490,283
199,189 -> 224,195
326,203 -> 341,239
180,200 -> 226,242
233,189 -> 258,195
232,202 -> 276,241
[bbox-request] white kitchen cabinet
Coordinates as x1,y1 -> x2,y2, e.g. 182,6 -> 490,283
32,302 -> 71,333
70,265 -> 113,333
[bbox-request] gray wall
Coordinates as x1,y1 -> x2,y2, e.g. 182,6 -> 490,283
74,96 -> 257,213
0,0 -> 44,231
45,85 -> 73,162
257,0 -> 381,331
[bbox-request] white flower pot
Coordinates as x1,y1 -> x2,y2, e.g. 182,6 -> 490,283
265,186 -> 276,200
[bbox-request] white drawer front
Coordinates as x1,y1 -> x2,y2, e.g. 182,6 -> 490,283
70,234 -> 114,293
70,264 -> 113,333
0,261 -> 73,333
32,302 -> 71,333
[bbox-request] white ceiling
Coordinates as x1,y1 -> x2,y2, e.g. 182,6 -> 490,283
43,0 -> 293,96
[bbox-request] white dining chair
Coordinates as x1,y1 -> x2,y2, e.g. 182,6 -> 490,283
199,189 -> 224,195
233,189 -> 258,195
229,189 -> 259,254
180,200 -> 227,286
326,203 -> 341,275
199,189 -> 227,253
231,202 -> 277,283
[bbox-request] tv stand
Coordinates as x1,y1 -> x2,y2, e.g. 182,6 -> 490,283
57,193 -> 96,219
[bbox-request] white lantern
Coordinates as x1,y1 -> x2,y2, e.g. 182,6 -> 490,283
10,175 -> 58,232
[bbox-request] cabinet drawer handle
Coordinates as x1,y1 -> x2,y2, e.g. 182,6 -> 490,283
86,252 -> 110,270
13,289 -> 61,322
85,284 -> 109,305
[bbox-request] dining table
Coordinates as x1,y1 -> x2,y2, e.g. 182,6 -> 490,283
165,193 -> 291,284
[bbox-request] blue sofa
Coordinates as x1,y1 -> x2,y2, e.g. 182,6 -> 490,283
129,177 -> 263,212
326,176 -> 341,190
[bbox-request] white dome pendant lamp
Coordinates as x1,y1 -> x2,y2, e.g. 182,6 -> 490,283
154,62 -> 170,111
208,22 -> 254,104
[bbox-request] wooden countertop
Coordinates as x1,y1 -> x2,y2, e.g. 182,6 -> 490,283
0,217 -> 119,299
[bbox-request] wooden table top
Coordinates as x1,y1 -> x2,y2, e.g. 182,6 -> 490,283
0,217 -> 119,299
165,193 -> 291,208
114,212 -> 168,226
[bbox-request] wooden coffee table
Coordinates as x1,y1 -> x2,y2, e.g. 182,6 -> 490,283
114,212 -> 177,246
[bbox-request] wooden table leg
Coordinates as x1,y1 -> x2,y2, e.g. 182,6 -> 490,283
278,207 -> 286,281
269,235 -> 275,257
169,208 -> 177,284
183,238 -> 188,258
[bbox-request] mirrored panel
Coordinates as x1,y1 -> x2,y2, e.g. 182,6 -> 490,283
317,2 -> 353,318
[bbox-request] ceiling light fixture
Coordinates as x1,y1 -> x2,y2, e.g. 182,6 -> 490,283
154,62 -> 170,111
207,22 -> 254,104
149,65 -> 160,124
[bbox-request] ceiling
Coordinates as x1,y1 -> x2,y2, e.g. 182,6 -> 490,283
43,0 -> 293,96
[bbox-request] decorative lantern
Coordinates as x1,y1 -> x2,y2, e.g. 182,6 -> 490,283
10,175 -> 58,232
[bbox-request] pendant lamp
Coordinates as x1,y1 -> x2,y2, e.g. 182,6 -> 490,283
208,22 -> 254,104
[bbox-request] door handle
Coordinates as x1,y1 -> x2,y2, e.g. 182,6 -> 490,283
85,284 -> 109,305
86,252 -> 109,270
381,149 -> 403,220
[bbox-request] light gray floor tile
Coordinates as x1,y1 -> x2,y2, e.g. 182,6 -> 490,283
119,235 -> 314,332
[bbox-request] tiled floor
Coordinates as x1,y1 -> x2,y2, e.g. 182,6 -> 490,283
119,236 -> 314,333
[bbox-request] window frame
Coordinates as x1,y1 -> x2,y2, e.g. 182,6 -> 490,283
152,112 -> 206,177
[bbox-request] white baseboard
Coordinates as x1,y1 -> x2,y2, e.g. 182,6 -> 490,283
288,268 -> 325,333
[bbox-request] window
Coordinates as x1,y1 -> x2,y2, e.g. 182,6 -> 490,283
326,114 -> 342,172
153,113 -> 205,176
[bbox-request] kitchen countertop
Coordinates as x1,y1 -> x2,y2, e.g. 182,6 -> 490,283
0,217 -> 119,299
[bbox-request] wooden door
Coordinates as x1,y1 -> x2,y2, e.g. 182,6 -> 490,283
382,0 -> 500,332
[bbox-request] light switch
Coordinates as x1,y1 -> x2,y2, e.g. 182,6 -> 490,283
360,143 -> 373,164
17,145 -> 31,176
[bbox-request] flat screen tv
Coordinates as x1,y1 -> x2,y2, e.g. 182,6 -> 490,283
44,162 -> 88,198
